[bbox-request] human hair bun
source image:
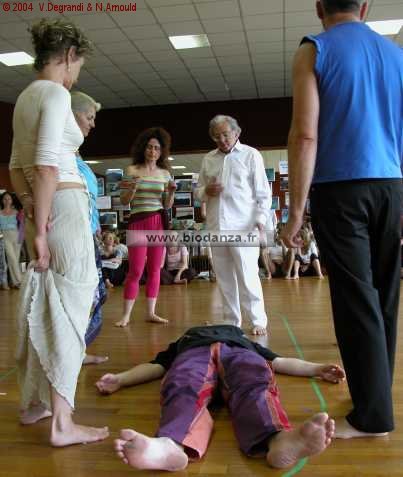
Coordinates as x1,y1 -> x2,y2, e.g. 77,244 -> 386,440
29,18 -> 93,71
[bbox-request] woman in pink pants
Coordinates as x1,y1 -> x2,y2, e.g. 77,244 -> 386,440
115,127 -> 176,327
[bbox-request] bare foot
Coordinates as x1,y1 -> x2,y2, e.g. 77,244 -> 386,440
251,325 -> 267,336
0,284 -> 10,290
115,316 -> 130,327
114,429 -> 188,471
20,403 -> 52,425
290,275 -> 299,280
146,314 -> 168,324
83,354 -> 109,365
316,274 -> 325,279
335,418 -> 389,439
105,279 -> 114,289
267,412 -> 334,469
263,274 -> 272,280
315,364 -> 345,383
95,374 -> 122,395
284,275 -> 291,280
174,278 -> 187,285
50,421 -> 109,447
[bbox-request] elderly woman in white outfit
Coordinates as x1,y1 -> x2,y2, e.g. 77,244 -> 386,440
196,115 -> 271,336
9,19 -> 108,447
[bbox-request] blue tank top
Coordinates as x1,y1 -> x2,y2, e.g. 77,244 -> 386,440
0,212 -> 18,231
302,22 -> 403,183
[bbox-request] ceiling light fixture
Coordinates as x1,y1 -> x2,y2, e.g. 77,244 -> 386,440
366,19 -> 403,35
171,165 -> 186,169
0,52 -> 34,66
169,34 -> 210,50
85,160 -> 101,164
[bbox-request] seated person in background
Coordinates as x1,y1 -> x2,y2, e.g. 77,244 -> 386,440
114,233 -> 129,260
95,324 -> 344,472
260,233 -> 294,280
161,244 -> 197,285
292,229 -> 324,280
100,231 -> 126,288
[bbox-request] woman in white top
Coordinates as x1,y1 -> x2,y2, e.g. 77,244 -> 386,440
9,19 -> 108,447
292,228 -> 324,280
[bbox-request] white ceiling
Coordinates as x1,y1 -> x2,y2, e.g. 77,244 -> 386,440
0,0 -> 401,108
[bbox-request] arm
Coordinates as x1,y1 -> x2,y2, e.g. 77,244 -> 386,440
10,168 -> 34,219
96,363 -> 166,395
120,166 -> 138,205
281,43 -> 320,248
272,357 -> 345,383
164,173 -> 176,209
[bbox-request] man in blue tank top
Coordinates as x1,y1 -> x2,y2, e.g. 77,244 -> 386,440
281,0 -> 402,439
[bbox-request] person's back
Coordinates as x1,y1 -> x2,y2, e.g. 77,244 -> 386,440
303,23 -> 403,183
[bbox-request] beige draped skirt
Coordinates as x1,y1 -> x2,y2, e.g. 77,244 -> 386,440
16,189 -> 98,410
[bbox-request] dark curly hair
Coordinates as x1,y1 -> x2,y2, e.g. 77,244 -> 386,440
132,127 -> 172,171
30,18 -> 93,72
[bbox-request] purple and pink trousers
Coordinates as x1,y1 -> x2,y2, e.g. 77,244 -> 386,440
156,342 -> 291,459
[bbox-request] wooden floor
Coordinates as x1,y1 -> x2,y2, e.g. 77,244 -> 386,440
1,277 -> 403,477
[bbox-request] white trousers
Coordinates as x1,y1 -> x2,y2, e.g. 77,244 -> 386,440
2,229 -> 22,285
211,245 -> 268,328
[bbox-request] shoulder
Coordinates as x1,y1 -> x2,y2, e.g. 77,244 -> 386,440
43,81 -> 70,102
159,168 -> 171,180
126,165 -> 139,176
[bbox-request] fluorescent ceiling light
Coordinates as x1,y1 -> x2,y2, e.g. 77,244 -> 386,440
169,34 -> 210,50
168,156 -> 175,161
366,19 -> 403,35
0,51 -> 34,66
85,160 -> 101,164
182,172 -> 194,176
172,165 -> 186,169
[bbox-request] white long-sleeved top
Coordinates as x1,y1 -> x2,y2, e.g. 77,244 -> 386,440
9,80 -> 84,187
195,141 -> 272,231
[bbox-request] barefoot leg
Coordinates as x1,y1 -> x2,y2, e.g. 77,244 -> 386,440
20,403 -> 52,425
50,387 -> 109,447
251,325 -> 267,336
267,412 -> 335,469
114,429 -> 188,471
115,299 -> 135,327
83,354 -> 109,365
334,418 -> 389,439
145,297 -> 168,324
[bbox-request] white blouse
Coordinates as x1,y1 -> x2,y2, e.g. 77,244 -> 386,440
9,80 -> 84,186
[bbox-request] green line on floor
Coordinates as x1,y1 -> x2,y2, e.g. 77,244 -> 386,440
279,314 -> 329,477
0,366 -> 17,382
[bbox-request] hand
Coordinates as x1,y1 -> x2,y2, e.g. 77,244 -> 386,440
316,364 -> 346,384
167,180 -> 177,194
280,215 -> 304,248
34,234 -> 51,272
128,176 -> 139,192
205,177 -> 224,197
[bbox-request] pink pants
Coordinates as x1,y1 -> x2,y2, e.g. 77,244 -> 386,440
124,213 -> 164,300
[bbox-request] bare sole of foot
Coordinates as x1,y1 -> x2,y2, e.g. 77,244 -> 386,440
95,374 -> 122,395
146,314 -> 168,324
251,326 -> 267,336
114,429 -> 188,471
114,318 -> 130,327
267,412 -> 335,469
50,423 -> 109,447
335,418 -> 389,439
83,354 -> 109,365
20,404 -> 52,425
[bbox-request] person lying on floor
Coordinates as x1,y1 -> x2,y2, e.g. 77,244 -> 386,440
95,324 -> 345,471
